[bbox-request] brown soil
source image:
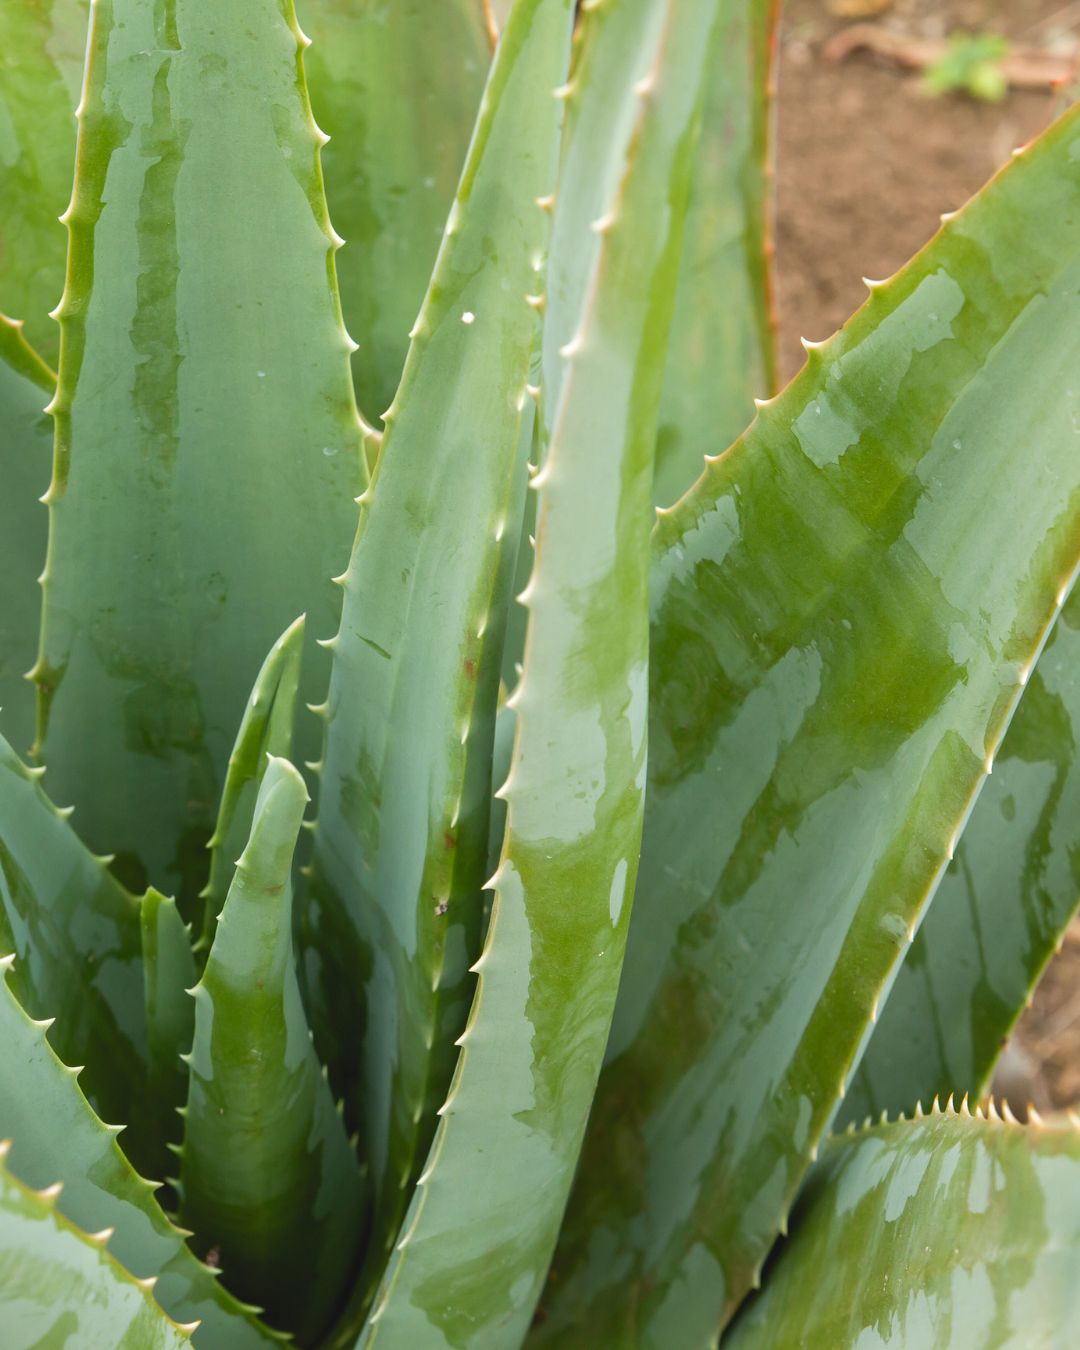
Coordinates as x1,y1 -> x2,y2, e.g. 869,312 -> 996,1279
773,0 -> 1080,1111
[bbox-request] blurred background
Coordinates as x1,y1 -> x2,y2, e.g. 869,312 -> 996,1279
774,0 -> 1080,1114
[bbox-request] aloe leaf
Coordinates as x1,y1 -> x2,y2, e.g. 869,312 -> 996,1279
302,0 -> 572,1291
0,0 -> 85,363
0,1142 -> 193,1350
355,3 -> 714,1344
0,728 -> 149,1160
844,587 -> 1080,1123
0,317 -> 53,756
726,1107 -> 1080,1348
538,103 -> 1080,1344
141,888 -> 196,1182
299,0 -> 491,425
199,616 -> 304,953
654,0 -> 777,508
0,960 -> 281,1347
180,757 -> 365,1346
34,0 -> 367,901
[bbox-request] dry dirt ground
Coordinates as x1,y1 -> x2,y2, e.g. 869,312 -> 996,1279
772,0 -> 1080,1111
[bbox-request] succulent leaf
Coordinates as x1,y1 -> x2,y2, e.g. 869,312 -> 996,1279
845,586 -> 1080,1122
0,0 -> 84,363
299,0 -> 491,426
354,1 -> 715,1343
302,0 -> 573,1298
0,317 -> 53,756
726,1108 -> 1080,1349
180,757 -> 365,1346
0,728 -> 150,1164
34,0 -> 367,901
140,888 -> 197,1182
0,959 -> 280,1346
0,1142 -> 193,1350
654,0 -> 777,508
538,101 -> 1080,1344
199,616 -> 304,953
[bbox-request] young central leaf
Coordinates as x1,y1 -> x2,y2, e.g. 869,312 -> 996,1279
34,0 -> 366,901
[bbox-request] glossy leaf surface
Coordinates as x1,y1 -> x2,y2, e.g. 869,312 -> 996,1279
654,0 -> 776,508
727,1110 -> 1080,1349
199,616 -> 303,951
0,318 -> 53,756
846,587 -> 1080,1123
0,960 -> 280,1347
539,102 -> 1080,1344
299,0 -> 491,424
0,0 -> 84,362
141,887 -> 196,1181
0,1143 -> 192,1350
303,0 -> 570,1293
35,0 -> 366,899
0,729 -> 148,1155
358,1 -> 713,1343
181,758 -> 364,1346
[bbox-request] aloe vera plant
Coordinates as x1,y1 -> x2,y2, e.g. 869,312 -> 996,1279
4,0 -> 1080,1346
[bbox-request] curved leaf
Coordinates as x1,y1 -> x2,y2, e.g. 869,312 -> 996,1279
299,0 -> 491,425
141,887 -> 196,1182
654,0 -> 777,508
0,959 -> 281,1347
845,587 -> 1080,1124
0,0 -> 84,362
0,1143 -> 193,1350
727,1108 -> 1080,1349
180,758 -> 365,1346
301,0 -> 571,1300
0,729 -> 148,1160
539,101 -> 1080,1344
357,1 -> 716,1343
0,317 -> 54,756
34,0 -> 366,900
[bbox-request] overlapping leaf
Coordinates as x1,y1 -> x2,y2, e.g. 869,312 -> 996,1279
538,102 -> 1080,1344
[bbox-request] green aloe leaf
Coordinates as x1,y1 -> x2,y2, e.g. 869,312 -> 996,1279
654,0 -> 777,508
726,1107 -> 1080,1348
356,2 -> 715,1344
299,0 -> 491,425
180,757 -> 365,1346
845,587 -> 1080,1125
199,616 -> 304,953
0,1143 -> 193,1350
0,317 -> 53,757
141,888 -> 196,1183
302,0 -> 571,1296
0,729 -> 149,1163
0,960 -> 281,1347
0,0 -> 85,363
538,103 -> 1080,1344
34,0 -> 366,901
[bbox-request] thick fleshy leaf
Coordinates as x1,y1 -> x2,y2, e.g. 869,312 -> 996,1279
0,729 -> 148,1159
299,0 -> 491,424
0,960 -> 282,1347
0,317 -> 53,756
140,887 -> 196,1181
845,588 -> 1080,1124
653,0 -> 776,508
181,758 -> 364,1347
198,616 -> 304,953
0,1143 -> 193,1350
727,1109 -> 1080,1349
538,102 -> 1080,1344
34,0 -> 366,901
357,2 -> 714,1344
0,0 -> 84,362
301,0 -> 571,1301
